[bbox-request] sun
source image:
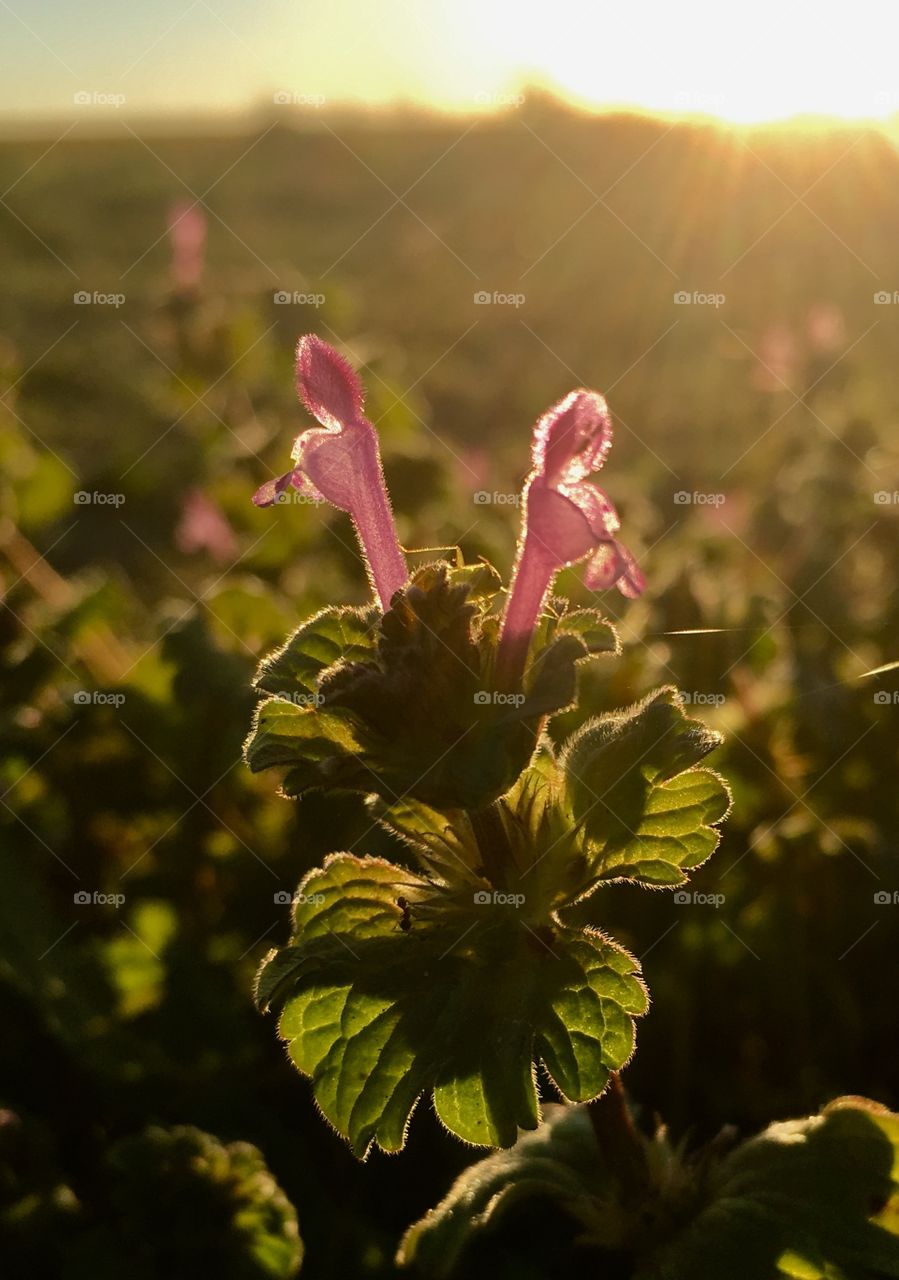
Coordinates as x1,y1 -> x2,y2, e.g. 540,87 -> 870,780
462,0 -> 899,126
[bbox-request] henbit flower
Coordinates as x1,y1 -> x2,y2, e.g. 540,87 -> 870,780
497,389 -> 645,689
253,335 -> 408,611
167,201 -> 207,292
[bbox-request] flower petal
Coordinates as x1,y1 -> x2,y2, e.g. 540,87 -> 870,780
253,470 -> 296,508
525,480 -> 597,568
583,542 -> 624,590
614,541 -> 646,598
532,389 -> 613,486
560,481 -> 620,538
296,335 -> 365,431
583,540 -> 646,597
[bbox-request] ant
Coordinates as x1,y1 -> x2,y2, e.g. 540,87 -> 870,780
396,896 -> 413,933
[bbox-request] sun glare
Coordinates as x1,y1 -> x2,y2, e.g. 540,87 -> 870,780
463,0 -> 899,127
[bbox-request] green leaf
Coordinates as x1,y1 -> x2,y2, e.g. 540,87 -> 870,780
397,1104 -> 618,1276
640,1098 -> 899,1280
254,604 -> 379,698
398,1098 -> 899,1280
105,1125 -> 303,1279
561,687 -> 730,887
244,700 -> 375,797
256,854 -> 646,1157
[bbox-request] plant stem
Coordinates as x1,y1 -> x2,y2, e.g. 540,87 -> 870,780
468,802 -> 514,888
588,1073 -> 651,1201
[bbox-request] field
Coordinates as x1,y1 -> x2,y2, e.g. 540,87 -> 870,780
2,99 -> 899,1276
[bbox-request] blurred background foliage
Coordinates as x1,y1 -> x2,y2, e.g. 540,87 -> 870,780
1,98 -> 898,1276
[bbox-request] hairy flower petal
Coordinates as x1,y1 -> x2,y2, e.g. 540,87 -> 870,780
296,334 -> 365,430
532,389 -> 613,486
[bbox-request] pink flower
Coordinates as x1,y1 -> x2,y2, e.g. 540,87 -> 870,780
176,489 -> 238,564
253,336 -> 408,611
497,390 -> 644,688
167,202 -> 206,292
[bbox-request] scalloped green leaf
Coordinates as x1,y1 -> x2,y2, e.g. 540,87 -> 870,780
399,1098 -> 899,1280
561,687 -> 731,887
244,700 -> 375,796
397,1104 -> 613,1276
255,854 -> 647,1158
642,1098 -> 899,1280
254,604 -> 379,698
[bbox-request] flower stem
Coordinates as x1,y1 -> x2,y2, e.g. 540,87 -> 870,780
587,1073 -> 651,1200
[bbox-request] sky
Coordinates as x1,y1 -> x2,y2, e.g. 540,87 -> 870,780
2,0 -> 899,126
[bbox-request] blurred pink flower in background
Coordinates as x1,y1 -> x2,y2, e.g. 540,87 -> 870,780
752,322 -> 799,391
167,201 -> 207,291
806,301 -> 846,354
176,489 -> 238,563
